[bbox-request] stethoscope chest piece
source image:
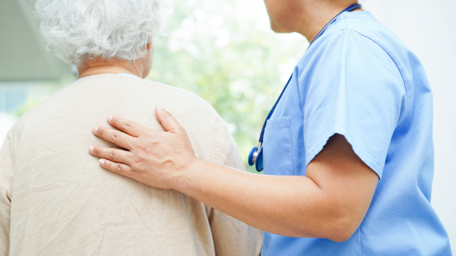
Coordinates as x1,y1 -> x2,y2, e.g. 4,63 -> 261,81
248,145 -> 263,172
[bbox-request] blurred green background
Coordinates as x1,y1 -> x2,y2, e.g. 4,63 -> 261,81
148,0 -> 307,171
0,0 -> 307,172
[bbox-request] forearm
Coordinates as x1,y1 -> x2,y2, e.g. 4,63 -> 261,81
91,114 -> 376,242
176,158 -> 338,239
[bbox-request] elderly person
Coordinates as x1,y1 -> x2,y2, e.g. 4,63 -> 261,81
0,0 -> 262,255
88,0 -> 452,255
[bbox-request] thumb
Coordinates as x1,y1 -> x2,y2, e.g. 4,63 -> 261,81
155,105 -> 183,134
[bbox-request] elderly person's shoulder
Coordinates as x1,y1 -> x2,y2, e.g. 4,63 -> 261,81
73,74 -> 221,121
32,0 -> 222,124
15,74 -> 223,137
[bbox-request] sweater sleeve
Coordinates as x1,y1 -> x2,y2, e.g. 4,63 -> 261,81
207,116 -> 263,256
0,131 -> 15,256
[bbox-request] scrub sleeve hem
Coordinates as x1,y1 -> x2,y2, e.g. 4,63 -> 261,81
305,125 -> 384,179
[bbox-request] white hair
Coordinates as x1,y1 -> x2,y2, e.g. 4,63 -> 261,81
35,0 -> 172,66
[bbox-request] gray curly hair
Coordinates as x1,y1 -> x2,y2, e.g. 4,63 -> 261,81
35,0 -> 172,66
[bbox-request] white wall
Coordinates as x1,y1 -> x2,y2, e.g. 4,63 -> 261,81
362,0 -> 456,249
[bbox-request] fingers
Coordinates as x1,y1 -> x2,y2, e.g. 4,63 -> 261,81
155,105 -> 184,134
92,126 -> 134,150
89,145 -> 133,165
107,116 -> 148,137
98,158 -> 134,178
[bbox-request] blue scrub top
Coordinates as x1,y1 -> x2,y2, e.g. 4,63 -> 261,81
262,11 -> 452,255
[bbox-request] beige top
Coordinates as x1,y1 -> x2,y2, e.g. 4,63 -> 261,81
0,74 -> 262,256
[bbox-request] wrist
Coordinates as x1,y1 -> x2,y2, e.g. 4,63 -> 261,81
172,156 -> 203,193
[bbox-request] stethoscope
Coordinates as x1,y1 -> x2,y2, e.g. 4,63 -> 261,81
248,3 -> 362,172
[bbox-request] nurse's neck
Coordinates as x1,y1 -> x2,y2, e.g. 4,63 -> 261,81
292,1 -> 362,43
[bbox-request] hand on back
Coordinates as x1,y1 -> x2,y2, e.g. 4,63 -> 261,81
89,105 -> 197,190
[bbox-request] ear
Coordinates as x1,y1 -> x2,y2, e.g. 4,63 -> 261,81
147,42 -> 152,50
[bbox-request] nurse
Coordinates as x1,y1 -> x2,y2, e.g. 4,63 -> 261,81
89,0 -> 452,254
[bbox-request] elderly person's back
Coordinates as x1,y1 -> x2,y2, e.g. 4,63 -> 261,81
0,0 -> 262,255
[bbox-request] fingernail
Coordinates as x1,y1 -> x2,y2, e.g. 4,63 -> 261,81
92,126 -> 98,134
89,146 -> 94,153
107,116 -> 113,123
156,105 -> 163,111
99,159 -> 105,165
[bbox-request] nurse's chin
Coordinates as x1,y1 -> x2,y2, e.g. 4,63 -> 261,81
269,21 -> 293,34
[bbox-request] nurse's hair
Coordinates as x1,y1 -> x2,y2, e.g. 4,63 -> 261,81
34,0 -> 172,66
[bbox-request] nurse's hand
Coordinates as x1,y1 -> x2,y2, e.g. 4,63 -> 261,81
89,105 -> 197,190
89,105 -> 379,241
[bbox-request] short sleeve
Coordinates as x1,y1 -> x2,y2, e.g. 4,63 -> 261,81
301,29 -> 406,178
